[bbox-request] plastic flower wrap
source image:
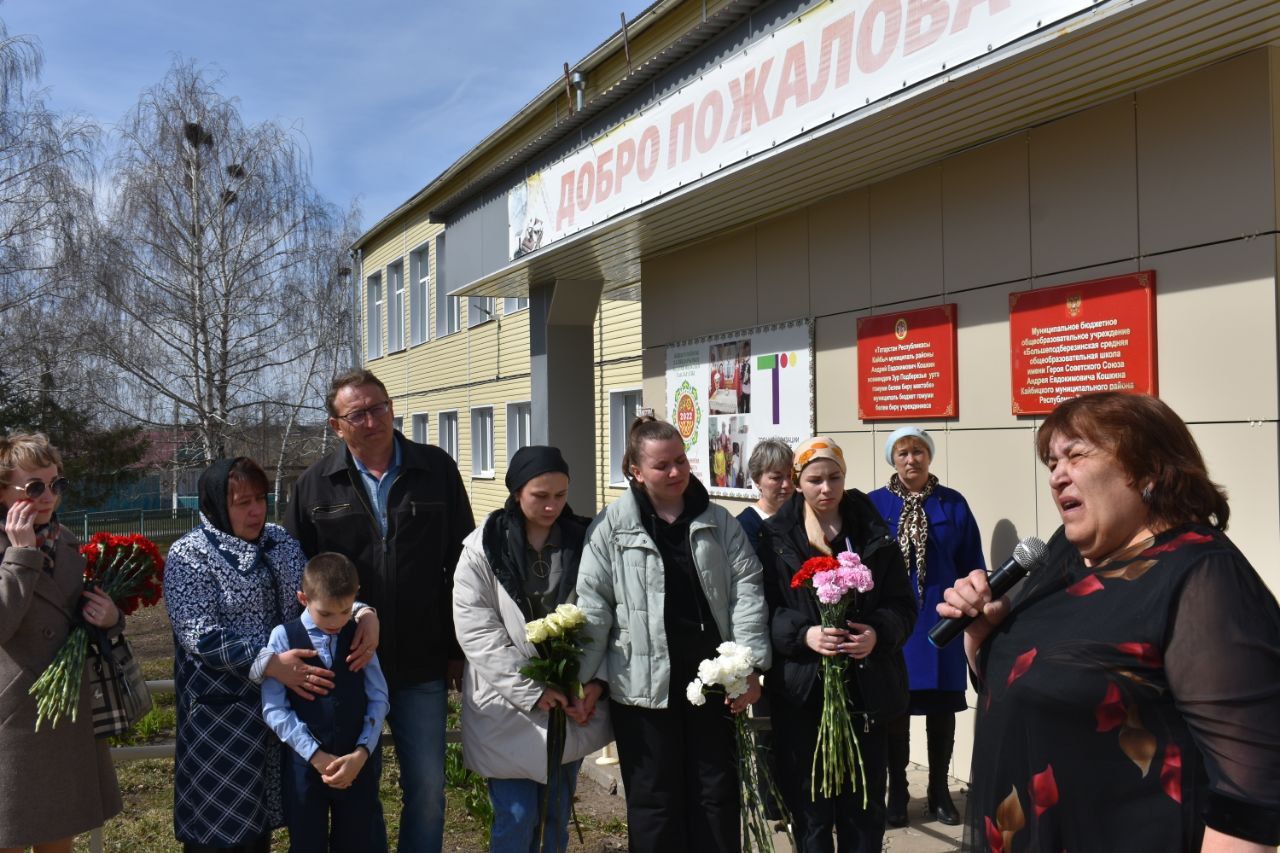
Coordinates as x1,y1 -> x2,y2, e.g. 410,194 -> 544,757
30,532 -> 165,730
792,547 -> 873,802
687,642 -> 792,852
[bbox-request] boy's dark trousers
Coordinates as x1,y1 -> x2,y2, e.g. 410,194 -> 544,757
282,619 -> 387,853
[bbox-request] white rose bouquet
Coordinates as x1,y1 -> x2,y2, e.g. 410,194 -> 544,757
688,642 -> 792,852
519,603 -> 590,847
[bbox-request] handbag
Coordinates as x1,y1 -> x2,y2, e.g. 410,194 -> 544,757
87,628 -> 152,738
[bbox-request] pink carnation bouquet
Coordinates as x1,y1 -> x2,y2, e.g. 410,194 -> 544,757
791,547 -> 875,800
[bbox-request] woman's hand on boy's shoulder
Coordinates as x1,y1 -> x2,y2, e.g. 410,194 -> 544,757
347,607 -> 380,671
267,648 -> 335,699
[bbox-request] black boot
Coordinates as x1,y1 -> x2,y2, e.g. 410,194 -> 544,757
885,715 -> 910,827
926,712 -> 960,825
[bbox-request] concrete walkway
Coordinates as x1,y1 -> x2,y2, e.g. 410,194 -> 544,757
583,751 -> 966,851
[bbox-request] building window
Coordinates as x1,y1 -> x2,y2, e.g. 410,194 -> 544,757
387,260 -> 405,353
506,401 -> 531,461
471,407 -> 494,477
392,415 -> 403,435
439,411 -> 459,461
504,296 -> 529,314
468,296 -> 494,328
435,234 -> 460,336
411,413 -> 429,444
410,245 -> 430,345
609,388 -> 643,485
366,272 -> 384,360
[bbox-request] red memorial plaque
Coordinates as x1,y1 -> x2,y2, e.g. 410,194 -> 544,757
857,305 -> 958,420
1009,272 -> 1157,416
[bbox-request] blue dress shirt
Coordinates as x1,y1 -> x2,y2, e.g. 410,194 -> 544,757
261,609 -> 390,760
351,438 -> 402,538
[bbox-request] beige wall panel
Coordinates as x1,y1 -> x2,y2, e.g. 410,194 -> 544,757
943,135 -> 1031,292
810,188 -> 871,316
951,281 -> 1029,429
1031,429 -> 1062,544
869,165 -> 944,306
1138,51 -> 1276,255
756,210 -> 810,324
1030,259 -> 1140,290
939,428 -> 1042,570
1189,421 -> 1280,594
814,312 -> 859,434
1273,47 -> 1280,230
641,228 -> 757,345
952,706 -> 977,782
1029,97 -> 1138,276
820,431 -> 876,497
1151,237 -> 1278,422
642,346 -> 667,419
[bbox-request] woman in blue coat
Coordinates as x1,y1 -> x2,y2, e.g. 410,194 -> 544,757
868,427 -> 985,828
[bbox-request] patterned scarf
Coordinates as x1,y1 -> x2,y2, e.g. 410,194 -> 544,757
34,516 -> 61,573
888,473 -> 938,604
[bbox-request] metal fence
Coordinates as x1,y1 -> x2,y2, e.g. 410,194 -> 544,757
59,508 -> 201,546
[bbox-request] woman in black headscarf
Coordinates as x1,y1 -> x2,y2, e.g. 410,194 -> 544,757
453,446 -> 611,852
164,457 -> 379,852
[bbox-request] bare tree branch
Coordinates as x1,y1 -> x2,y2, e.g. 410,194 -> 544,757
88,61 -> 353,465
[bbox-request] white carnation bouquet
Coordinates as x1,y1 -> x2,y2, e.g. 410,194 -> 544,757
520,603 -> 590,847
688,642 -> 792,852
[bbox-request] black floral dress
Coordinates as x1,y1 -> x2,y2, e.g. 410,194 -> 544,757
965,524 -> 1280,852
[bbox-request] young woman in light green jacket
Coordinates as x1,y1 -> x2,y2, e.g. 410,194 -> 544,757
575,417 -> 771,852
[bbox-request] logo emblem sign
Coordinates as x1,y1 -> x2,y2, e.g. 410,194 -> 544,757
672,380 -> 702,448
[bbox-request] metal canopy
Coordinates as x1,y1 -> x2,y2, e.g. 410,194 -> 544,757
453,0 -> 1280,300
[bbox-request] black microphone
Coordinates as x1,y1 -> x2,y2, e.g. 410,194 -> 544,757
927,536 -> 1047,648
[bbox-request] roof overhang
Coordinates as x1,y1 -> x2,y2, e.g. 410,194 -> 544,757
353,0 -> 770,250
451,0 -> 1280,300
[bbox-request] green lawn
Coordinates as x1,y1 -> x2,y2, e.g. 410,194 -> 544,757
80,665 -> 495,852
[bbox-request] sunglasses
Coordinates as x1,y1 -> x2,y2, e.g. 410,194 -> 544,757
6,477 -> 70,500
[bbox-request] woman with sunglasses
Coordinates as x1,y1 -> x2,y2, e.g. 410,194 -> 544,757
0,433 -> 122,852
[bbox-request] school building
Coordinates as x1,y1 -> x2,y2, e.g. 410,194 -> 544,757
351,0 -> 1280,778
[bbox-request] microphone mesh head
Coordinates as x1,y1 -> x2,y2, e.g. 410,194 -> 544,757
1012,537 -> 1047,570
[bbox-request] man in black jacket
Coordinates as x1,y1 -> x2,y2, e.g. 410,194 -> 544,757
286,368 -> 474,853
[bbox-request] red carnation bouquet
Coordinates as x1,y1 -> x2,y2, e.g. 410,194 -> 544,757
792,548 -> 874,801
30,532 -> 165,730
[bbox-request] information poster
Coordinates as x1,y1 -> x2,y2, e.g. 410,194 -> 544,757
1009,272 -> 1157,415
857,305 -> 958,420
666,320 -> 813,497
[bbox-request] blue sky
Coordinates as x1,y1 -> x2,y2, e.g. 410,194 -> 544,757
4,0 -> 652,229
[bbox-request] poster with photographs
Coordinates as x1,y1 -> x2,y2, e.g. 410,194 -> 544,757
666,320 -> 813,497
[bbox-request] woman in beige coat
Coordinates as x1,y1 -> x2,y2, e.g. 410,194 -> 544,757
453,446 -> 611,852
0,433 -> 122,852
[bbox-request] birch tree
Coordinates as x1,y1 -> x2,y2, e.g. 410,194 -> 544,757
0,19 -> 96,315
92,62 -> 350,464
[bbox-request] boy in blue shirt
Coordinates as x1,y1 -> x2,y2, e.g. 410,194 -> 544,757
263,552 -> 389,852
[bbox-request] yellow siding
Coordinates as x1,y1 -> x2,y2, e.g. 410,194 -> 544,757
593,296 -> 644,509
359,213 -> 645,518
